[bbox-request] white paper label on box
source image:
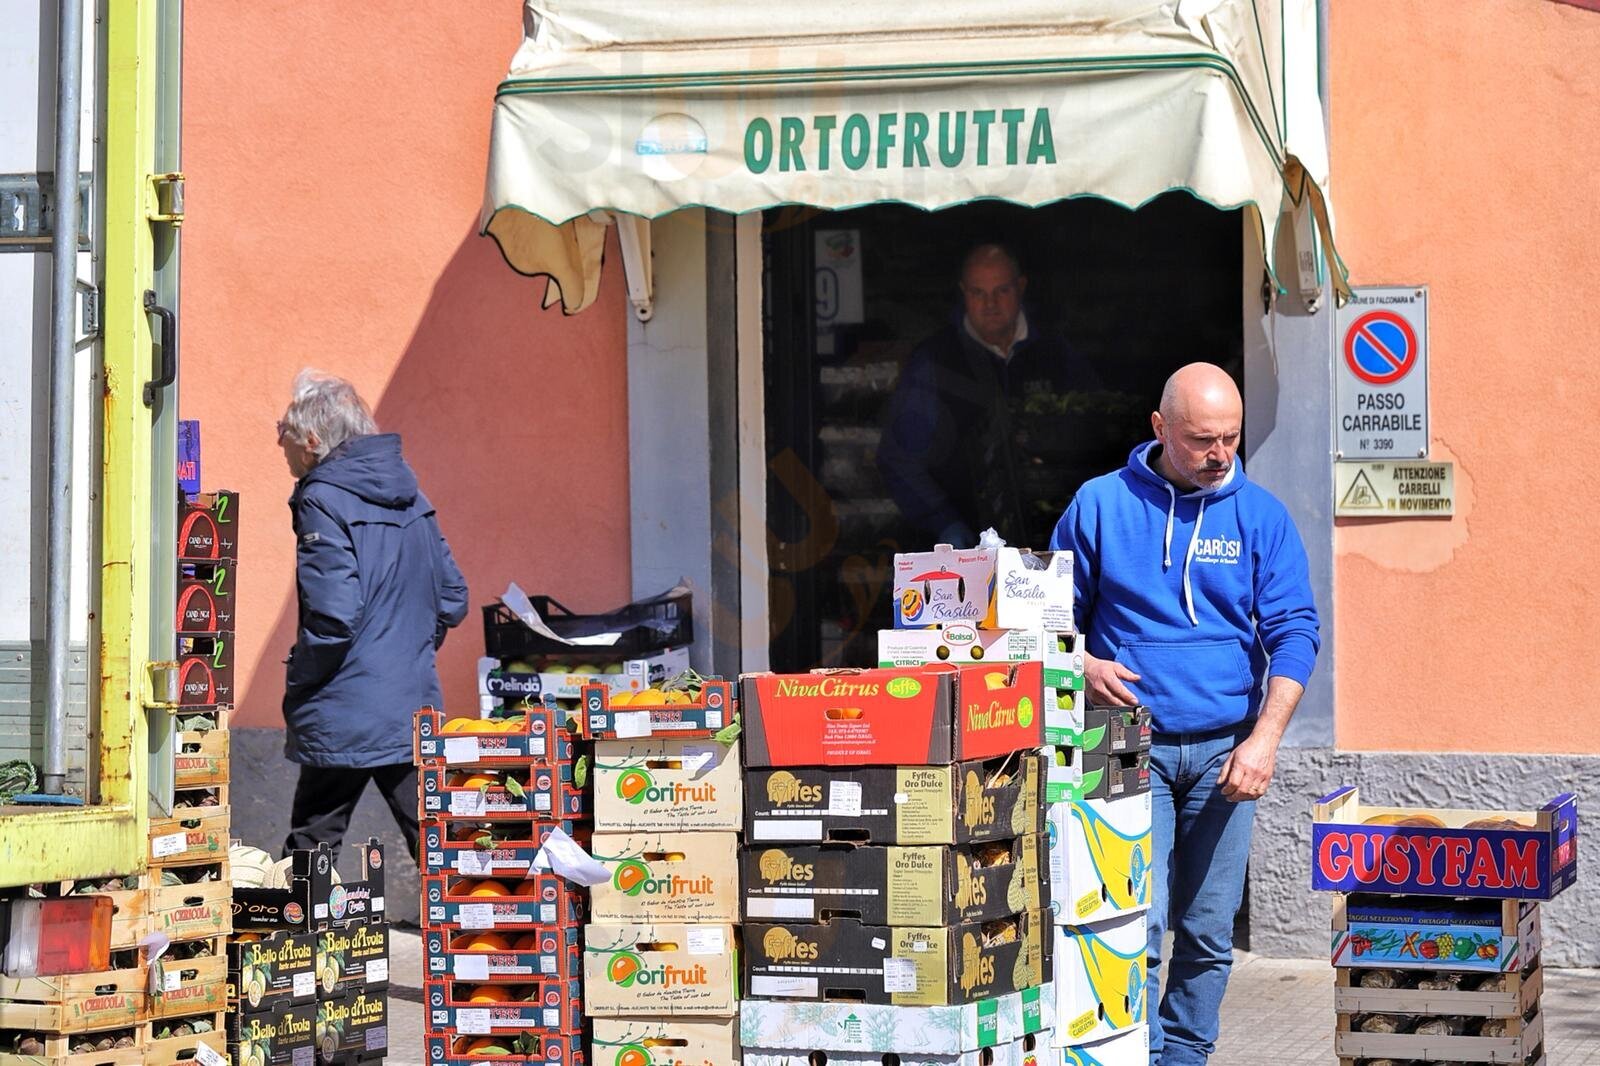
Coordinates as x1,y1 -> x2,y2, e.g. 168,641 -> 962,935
539,956 -> 556,974
534,794 -> 551,812
314,904 -> 330,919
830,781 -> 863,817
753,819 -> 823,841
455,851 -> 495,876
613,711 -> 652,739
751,975 -> 818,998
366,959 -> 388,984
373,895 -> 385,912
869,937 -> 886,950
529,736 -> 547,757
293,971 -> 316,997
449,791 -> 485,816
163,970 -> 182,992
151,831 -> 188,858
195,1044 -> 228,1066
682,746 -> 718,774
706,710 -> 724,728
687,927 -> 725,955
882,958 -> 918,993
453,954 -> 489,980
443,737 -> 480,764
893,792 -> 910,805
457,903 -> 495,929
750,898 -> 816,920
542,1009 -> 560,1028
540,904 -> 556,923
911,941 -> 930,952
456,1008 -> 491,1035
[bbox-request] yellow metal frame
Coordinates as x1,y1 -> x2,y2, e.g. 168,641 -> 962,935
0,0 -> 155,885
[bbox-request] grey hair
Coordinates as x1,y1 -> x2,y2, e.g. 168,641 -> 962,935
281,369 -> 377,459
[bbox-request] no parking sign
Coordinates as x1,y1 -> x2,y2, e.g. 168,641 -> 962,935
1335,287 -> 1429,459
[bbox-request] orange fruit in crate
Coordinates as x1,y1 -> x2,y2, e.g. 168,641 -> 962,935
512,933 -> 544,951
467,985 -> 512,1004
440,718 -> 474,734
452,773 -> 499,789
233,933 -> 262,943
466,880 -> 511,898
457,933 -> 512,952
608,691 -> 633,708
632,688 -> 666,706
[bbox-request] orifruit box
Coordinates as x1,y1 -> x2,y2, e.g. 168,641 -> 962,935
745,910 -> 1048,1007
228,930 -> 317,1011
892,546 -> 1074,631
738,983 -> 1052,1054
1050,912 -> 1148,1047
741,834 -> 1048,926
1331,893 -> 1540,972
1311,787 -> 1579,901
226,1001 -> 316,1066
1046,796 -> 1153,926
588,832 -> 739,924
741,664 -> 1043,767
486,647 -> 691,702
592,738 -> 742,833
583,923 -> 737,1017
589,1019 -> 738,1066
745,753 -> 1045,846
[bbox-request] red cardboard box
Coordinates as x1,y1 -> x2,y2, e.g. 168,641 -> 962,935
176,561 -> 237,633
425,1033 -> 584,1066
426,976 -> 583,1036
175,632 -> 235,707
179,490 -> 239,561
741,664 -> 1043,767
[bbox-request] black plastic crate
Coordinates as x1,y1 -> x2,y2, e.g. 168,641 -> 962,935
481,588 -> 693,661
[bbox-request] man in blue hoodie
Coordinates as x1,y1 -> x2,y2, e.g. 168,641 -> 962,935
1048,363 -> 1319,1065
276,370 -> 469,863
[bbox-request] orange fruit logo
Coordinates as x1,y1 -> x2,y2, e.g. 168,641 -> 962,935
608,952 -> 644,987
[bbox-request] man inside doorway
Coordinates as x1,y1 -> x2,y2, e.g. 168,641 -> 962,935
877,242 -> 1101,548
1048,363 -> 1320,1065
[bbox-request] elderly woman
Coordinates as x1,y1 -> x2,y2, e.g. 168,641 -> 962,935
275,369 -> 469,861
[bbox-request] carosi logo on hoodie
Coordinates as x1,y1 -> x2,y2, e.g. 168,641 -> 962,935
1191,536 -> 1242,565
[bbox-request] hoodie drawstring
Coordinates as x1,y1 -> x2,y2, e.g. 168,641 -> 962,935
1182,497 -> 1207,627
1161,483 -> 1177,569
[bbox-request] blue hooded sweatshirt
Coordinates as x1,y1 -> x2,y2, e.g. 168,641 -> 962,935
284,433 -> 469,767
1048,441 -> 1319,734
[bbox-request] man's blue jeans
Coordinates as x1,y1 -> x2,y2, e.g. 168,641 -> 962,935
1147,725 -> 1256,1065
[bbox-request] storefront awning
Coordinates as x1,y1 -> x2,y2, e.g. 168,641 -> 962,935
482,0 -> 1349,314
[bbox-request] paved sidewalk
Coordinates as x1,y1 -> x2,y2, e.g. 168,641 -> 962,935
384,931 -> 1600,1065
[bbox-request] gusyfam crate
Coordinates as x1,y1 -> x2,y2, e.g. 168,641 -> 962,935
1334,1004 -> 1543,1064
1311,787 -> 1578,900
415,706 -> 580,767
425,1032 -> 585,1066
424,926 -> 581,982
1331,894 -> 1541,972
423,873 -> 586,930
420,763 -> 587,821
421,821 -> 584,878
578,681 -> 735,741
426,976 -> 582,1036
1335,960 -> 1543,1018
481,587 -> 693,661
0,965 -> 149,1031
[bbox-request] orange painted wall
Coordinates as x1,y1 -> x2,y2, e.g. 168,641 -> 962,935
180,3 -> 632,729
1330,1 -> 1600,752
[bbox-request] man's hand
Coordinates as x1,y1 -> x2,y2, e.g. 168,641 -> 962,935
1084,653 -> 1140,706
1218,730 -> 1279,802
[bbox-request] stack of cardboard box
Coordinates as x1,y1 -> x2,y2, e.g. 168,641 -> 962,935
1312,787 -> 1577,1066
737,650 -> 1052,1065
875,544 -> 1154,1066
578,681 -> 742,1066
228,840 -> 389,1066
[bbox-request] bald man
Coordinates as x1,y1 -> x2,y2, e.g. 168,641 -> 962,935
878,243 -> 1101,548
1049,363 -> 1320,1066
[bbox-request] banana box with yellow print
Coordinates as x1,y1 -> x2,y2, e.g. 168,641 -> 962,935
591,737 -> 742,833
745,909 -> 1049,1006
587,831 -> 740,923
744,1031 -> 1048,1066
590,1018 -> 739,1066
1055,1023 -> 1147,1066
1046,796 -> 1152,927
744,752 -> 1045,846
741,834 -> 1048,926
739,981 -> 1052,1054
1049,911 -> 1148,1047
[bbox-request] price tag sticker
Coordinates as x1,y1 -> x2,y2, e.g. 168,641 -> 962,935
457,903 -> 495,929
612,712 -> 651,739
829,781 -> 862,817
450,791 -> 485,816
453,955 -> 490,981
164,970 -> 182,992
456,1008 -> 491,1035
151,832 -> 188,858
687,927 -> 725,955
882,958 -> 918,993
366,959 -> 388,984
444,737 -> 481,764
195,1045 -> 227,1066
293,971 -> 316,997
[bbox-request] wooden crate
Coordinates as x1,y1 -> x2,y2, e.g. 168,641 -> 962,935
0,1031 -> 142,1066
147,955 -> 227,1022
1332,893 -> 1539,972
173,729 -> 229,790
1336,1003 -> 1543,1063
147,811 -> 230,869
169,786 -> 230,815
148,873 -> 232,943
141,1010 -> 228,1066
0,967 -> 149,1032
1335,958 -> 1543,1019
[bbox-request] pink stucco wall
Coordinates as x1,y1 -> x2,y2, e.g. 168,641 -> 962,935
181,3 -> 633,729
1331,0 -> 1600,752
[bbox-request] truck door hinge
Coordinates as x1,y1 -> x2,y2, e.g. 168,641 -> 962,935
145,661 -> 180,710
149,173 -> 185,225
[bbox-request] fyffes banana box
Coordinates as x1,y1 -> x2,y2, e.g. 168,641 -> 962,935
745,1032 -> 1047,1066
1057,1024 -> 1148,1066
745,753 -> 1045,846
1046,796 -> 1152,926
1050,912 -> 1148,1047
590,1018 -> 739,1066
592,738 -> 742,832
589,832 -> 739,923
746,910 -> 1048,1006
741,664 -> 1043,767
739,982 -> 1053,1054
584,923 -> 737,1017
742,834 -> 1048,926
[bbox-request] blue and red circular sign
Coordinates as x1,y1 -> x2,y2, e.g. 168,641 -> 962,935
1344,310 -> 1417,386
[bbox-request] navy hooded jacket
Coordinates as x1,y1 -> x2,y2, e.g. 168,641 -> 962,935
1049,441 -> 1319,733
283,433 -> 469,767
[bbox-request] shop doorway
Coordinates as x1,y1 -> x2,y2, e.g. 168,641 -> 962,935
763,194 -> 1244,670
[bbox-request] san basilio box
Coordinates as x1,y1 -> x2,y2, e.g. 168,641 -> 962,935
745,909 -> 1049,1007
891,545 -> 1074,631
745,753 -> 1045,846
741,834 -> 1048,926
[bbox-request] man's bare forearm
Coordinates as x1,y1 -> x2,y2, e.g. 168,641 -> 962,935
1251,675 -> 1305,744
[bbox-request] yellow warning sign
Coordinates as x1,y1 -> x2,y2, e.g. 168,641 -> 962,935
1334,461 -> 1454,517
